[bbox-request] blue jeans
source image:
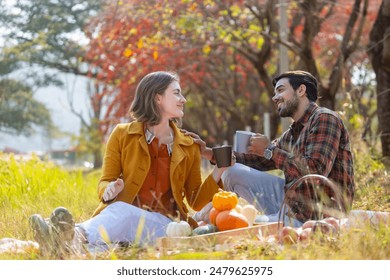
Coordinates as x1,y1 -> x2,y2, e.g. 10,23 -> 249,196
193,163 -> 303,227
222,163 -> 285,215
78,201 -> 172,246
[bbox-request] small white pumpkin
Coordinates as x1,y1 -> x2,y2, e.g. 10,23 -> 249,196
165,221 -> 192,237
235,204 -> 243,213
241,204 -> 257,226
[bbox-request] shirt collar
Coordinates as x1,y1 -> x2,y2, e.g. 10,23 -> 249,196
291,102 -> 318,127
145,128 -> 155,144
127,121 -> 194,147
144,127 -> 174,156
289,102 -> 318,138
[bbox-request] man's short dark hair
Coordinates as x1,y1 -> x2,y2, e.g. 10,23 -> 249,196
272,70 -> 319,102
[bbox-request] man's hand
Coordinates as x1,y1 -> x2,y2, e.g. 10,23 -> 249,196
181,129 -> 213,160
247,133 -> 271,156
103,178 -> 124,202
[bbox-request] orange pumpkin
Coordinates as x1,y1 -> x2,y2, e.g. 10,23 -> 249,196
215,210 -> 249,231
209,207 -> 220,225
212,191 -> 238,211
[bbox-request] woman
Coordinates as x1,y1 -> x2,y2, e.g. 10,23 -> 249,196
30,71 -> 233,255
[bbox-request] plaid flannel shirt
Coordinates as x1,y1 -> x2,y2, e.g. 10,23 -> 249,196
235,102 -> 355,222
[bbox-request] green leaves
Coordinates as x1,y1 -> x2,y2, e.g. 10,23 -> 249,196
1,0 -> 103,78
0,79 -> 53,136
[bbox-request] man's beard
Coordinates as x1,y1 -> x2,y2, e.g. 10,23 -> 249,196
278,91 -> 299,118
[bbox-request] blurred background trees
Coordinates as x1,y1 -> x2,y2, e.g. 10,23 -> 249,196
367,0 -> 390,158
0,78 -> 53,136
0,0 -> 104,167
1,0 -> 388,167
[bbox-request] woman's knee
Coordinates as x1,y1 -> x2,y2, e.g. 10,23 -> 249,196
102,201 -> 135,220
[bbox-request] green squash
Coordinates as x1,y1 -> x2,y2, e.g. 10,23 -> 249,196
192,224 -> 218,235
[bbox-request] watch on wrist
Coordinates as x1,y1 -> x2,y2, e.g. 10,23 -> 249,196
264,144 -> 276,160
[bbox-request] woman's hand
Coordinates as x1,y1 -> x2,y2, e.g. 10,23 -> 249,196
220,152 -> 236,169
181,129 -> 213,160
103,178 -> 124,202
212,153 -> 236,182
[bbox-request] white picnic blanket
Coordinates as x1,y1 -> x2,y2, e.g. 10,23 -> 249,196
0,238 -> 39,254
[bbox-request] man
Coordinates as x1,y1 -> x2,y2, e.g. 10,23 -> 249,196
188,70 -> 355,226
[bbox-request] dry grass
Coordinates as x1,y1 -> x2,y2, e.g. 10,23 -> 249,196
0,137 -> 389,260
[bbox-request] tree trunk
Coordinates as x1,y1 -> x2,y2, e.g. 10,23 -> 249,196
367,0 -> 390,157
317,86 -> 335,110
93,148 -> 103,169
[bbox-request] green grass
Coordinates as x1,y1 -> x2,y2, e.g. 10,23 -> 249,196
0,139 -> 389,260
0,153 -> 99,240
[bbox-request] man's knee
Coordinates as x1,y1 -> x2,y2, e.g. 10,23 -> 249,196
222,163 -> 245,181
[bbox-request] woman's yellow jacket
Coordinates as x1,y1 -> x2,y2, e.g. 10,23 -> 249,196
92,121 -> 222,226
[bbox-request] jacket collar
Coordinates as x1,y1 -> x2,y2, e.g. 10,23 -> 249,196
127,121 -> 193,146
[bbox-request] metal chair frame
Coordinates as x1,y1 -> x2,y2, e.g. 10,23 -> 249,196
277,174 -> 345,230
